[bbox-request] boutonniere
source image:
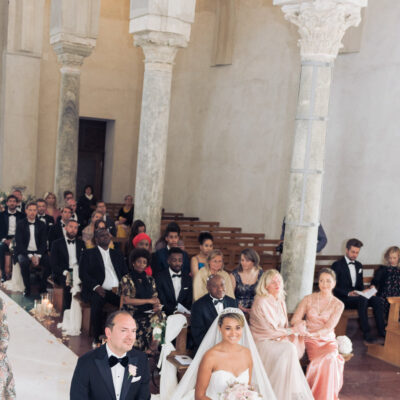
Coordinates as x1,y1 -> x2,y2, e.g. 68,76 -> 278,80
358,268 -> 362,274
128,364 -> 141,383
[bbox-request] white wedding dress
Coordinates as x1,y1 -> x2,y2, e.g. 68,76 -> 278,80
206,369 -> 249,399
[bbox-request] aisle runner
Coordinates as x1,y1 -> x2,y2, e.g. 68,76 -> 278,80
0,290 -> 77,400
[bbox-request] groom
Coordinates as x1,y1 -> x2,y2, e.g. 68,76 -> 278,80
70,310 -> 150,400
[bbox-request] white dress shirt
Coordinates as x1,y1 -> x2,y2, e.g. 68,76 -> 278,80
98,246 -> 119,290
169,268 -> 182,300
345,255 -> 357,287
7,213 -> 16,236
27,222 -> 38,252
210,295 -> 224,314
106,344 -> 126,400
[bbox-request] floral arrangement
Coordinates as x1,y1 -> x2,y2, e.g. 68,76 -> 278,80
336,335 -> 353,355
220,382 -> 262,400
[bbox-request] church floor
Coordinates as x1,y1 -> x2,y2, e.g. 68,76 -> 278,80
2,284 -> 399,398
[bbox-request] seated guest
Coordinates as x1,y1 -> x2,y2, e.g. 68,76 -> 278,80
250,270 -> 313,400
79,229 -> 127,346
292,268 -> 345,400
119,249 -> 166,353
190,232 -> 214,277
36,198 -> 55,233
63,190 -> 74,203
70,310 -> 150,400
132,232 -> 152,276
44,192 -> 61,221
155,222 -> 185,251
191,274 -> 237,349
127,219 -> 146,255
50,220 -> 85,310
96,201 -> 117,237
155,247 -> 192,316
11,189 -> 25,213
65,198 -> 83,236
0,195 -> 24,281
94,220 -> 115,249
48,206 -> 72,250
77,185 -> 96,228
115,195 -> 134,239
371,246 -> 400,317
230,248 -> 263,314
193,249 -> 235,301
82,210 -> 104,248
332,238 -> 386,342
153,224 -> 190,276
15,202 -> 51,296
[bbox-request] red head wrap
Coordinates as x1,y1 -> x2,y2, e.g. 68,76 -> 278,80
132,232 -> 152,248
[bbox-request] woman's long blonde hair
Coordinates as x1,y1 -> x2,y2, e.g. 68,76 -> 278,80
255,269 -> 285,299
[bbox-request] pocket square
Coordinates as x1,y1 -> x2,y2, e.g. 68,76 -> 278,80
131,376 -> 141,383
358,268 -> 362,274
183,287 -> 188,290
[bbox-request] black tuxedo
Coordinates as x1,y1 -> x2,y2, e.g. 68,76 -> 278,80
104,216 -> 117,237
48,219 -> 66,250
152,248 -> 190,277
191,294 -> 237,348
15,218 -> 50,294
77,194 -> 97,227
332,256 -> 385,338
0,210 -> 24,279
79,247 -> 128,341
155,269 -> 192,316
70,344 -> 150,400
36,214 -> 55,233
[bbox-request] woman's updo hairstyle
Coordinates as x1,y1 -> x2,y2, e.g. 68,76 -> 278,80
218,312 -> 245,328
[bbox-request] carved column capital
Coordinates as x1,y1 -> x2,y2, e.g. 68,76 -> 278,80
279,0 -> 367,62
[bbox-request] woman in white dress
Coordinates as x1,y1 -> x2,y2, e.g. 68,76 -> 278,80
171,308 -> 276,400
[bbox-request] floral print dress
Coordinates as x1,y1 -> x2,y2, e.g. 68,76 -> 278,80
0,298 -> 16,399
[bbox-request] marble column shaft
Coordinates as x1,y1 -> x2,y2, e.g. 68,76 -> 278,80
54,65 -> 81,203
134,43 -> 178,243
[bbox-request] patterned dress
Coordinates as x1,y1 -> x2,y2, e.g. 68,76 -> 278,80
372,266 -> 400,316
232,269 -> 263,309
0,298 -> 16,399
119,271 -> 166,351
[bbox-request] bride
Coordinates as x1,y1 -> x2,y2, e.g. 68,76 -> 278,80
171,308 -> 277,400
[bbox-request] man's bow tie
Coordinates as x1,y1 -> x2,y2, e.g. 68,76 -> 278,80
171,273 -> 181,278
67,240 -> 75,245
7,212 -> 16,217
61,222 -> 66,227
348,261 -> 355,265
28,222 -> 35,226
213,299 -> 223,305
108,355 -> 129,368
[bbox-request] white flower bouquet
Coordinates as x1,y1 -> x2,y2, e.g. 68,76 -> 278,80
220,382 -> 262,400
336,335 -> 353,355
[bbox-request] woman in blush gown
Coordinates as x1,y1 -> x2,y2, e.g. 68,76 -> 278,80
171,308 -> 276,400
250,269 -> 313,400
291,268 -> 345,400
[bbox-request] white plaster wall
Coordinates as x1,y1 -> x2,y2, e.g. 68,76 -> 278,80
164,0 -> 300,238
321,0 -> 400,263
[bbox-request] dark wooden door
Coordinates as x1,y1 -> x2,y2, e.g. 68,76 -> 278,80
76,119 -> 106,200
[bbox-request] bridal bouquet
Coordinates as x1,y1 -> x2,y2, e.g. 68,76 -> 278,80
336,335 -> 353,355
220,382 -> 262,399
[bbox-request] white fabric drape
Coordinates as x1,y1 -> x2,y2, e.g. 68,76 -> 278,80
4,262 -> 25,292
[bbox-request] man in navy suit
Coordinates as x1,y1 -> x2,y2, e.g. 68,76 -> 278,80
79,229 -> 127,345
332,238 -> 385,343
191,274 -> 237,349
155,247 -> 192,316
70,310 -> 150,400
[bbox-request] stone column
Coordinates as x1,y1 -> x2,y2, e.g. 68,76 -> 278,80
50,0 -> 100,202
274,0 -> 367,311
130,0 -> 196,242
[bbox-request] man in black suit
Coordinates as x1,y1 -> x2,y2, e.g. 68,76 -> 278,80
191,274 -> 237,349
70,310 -> 150,400
155,247 -> 192,316
36,198 -> 55,234
79,228 -> 127,345
96,201 -> 117,237
0,195 -> 24,281
48,206 -> 72,250
50,219 -> 85,310
152,225 -> 190,276
11,189 -> 25,213
14,202 -> 51,296
332,238 -> 385,343
66,198 -> 84,234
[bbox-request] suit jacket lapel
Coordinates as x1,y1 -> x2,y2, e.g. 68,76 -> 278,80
60,239 -> 69,263
94,346 -> 116,400
205,296 -> 217,320
120,355 -> 139,400
165,272 -> 176,302
177,275 -> 189,304
341,258 -> 353,288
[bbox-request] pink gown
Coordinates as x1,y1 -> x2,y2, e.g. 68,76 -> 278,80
293,293 -> 345,400
250,295 -> 313,400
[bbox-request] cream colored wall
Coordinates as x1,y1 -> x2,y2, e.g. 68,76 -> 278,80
164,0 -> 300,238
36,0 -> 143,203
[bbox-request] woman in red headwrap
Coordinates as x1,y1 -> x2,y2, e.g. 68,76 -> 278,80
132,232 -> 153,276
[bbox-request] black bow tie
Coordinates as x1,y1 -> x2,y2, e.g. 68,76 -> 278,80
7,212 -> 16,217
61,222 -> 65,227
348,261 -> 355,265
213,299 -> 223,306
67,240 -> 75,245
28,222 -> 35,226
171,273 -> 181,278
108,355 -> 129,368
38,215 -> 46,219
